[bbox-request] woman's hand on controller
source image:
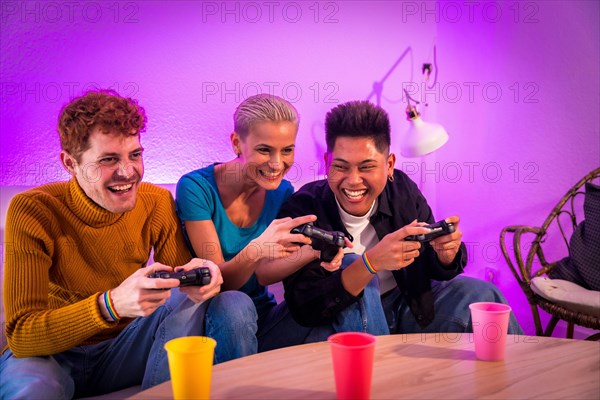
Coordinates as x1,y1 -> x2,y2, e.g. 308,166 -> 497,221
251,214 -> 317,260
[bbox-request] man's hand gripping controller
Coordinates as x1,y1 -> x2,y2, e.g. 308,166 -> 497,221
148,267 -> 211,287
405,220 -> 456,242
291,222 -> 347,262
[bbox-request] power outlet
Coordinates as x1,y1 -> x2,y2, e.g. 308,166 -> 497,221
484,267 -> 500,284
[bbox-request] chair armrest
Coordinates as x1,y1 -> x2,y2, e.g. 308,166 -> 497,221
500,225 -> 543,285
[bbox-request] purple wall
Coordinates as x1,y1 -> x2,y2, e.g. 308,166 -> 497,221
433,2 -> 599,335
1,1 -> 599,336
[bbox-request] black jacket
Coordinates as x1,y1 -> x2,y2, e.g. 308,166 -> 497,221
278,169 -> 467,327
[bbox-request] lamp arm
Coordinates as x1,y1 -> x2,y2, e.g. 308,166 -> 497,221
366,46 -> 413,106
403,88 -> 421,108
424,45 -> 438,90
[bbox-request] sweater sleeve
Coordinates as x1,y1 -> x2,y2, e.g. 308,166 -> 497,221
3,195 -> 117,358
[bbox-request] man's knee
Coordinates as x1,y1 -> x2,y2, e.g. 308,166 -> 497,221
0,353 -> 74,400
210,291 -> 256,317
444,276 -> 507,303
205,291 -> 258,362
207,291 -> 257,332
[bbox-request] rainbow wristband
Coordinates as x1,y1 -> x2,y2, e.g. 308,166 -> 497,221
362,252 -> 377,274
104,290 -> 120,321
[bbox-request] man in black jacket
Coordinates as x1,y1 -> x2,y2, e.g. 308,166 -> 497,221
269,101 -> 522,334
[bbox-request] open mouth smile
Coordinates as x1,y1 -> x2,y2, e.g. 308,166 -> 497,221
107,183 -> 134,193
259,170 -> 282,180
342,188 -> 367,200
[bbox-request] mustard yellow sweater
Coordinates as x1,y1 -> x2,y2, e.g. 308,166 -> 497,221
4,179 -> 192,357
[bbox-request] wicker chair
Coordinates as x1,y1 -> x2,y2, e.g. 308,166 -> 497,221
500,167 -> 600,340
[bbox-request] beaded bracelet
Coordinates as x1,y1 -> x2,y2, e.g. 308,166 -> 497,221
362,252 -> 377,274
104,290 -> 120,321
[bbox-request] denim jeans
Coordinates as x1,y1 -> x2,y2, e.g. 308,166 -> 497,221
0,290 -> 257,399
334,254 -> 389,335
381,276 -> 524,334
256,254 -> 389,352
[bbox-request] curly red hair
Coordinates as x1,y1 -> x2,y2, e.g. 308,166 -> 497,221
58,89 -> 147,161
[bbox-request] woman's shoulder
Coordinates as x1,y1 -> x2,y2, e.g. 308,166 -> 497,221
278,178 -> 294,192
178,164 -> 217,189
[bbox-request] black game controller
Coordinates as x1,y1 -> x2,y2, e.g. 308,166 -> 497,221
291,222 -> 347,262
148,267 -> 211,287
405,220 -> 456,242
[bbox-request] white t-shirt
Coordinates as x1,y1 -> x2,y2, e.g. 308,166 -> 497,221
336,198 -> 397,295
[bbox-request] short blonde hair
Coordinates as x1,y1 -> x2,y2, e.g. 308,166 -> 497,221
233,94 -> 299,139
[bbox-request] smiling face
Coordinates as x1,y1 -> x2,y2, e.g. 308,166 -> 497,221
326,136 -> 395,217
233,120 -> 298,190
61,127 -> 144,213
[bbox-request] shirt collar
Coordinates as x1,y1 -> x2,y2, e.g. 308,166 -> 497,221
335,196 -> 379,224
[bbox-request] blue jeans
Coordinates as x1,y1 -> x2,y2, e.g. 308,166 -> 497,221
256,254 -> 389,352
334,254 -> 389,336
0,290 -> 257,399
381,276 -> 524,334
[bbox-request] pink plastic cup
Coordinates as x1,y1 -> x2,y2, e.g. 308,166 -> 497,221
328,332 -> 376,400
469,302 -> 512,361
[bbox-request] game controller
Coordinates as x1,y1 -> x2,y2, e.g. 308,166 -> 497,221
291,222 -> 347,262
148,267 -> 211,287
405,220 -> 456,242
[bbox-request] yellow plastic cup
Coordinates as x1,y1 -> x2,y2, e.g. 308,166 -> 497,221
164,336 -> 217,400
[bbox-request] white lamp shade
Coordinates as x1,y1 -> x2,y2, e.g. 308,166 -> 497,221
400,116 -> 449,157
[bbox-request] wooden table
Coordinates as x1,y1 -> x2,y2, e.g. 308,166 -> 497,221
131,334 -> 600,399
